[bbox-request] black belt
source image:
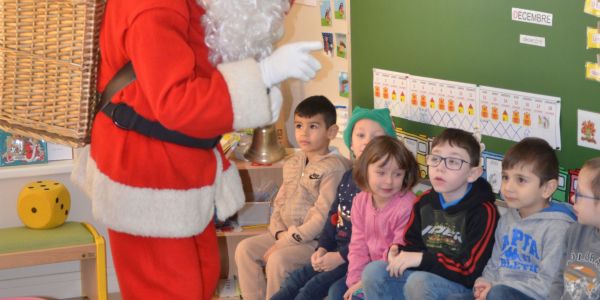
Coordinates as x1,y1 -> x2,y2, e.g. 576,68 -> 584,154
99,62 -> 220,149
102,102 -> 220,149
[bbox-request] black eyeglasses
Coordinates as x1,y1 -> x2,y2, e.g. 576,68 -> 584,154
426,154 -> 471,171
573,191 -> 600,203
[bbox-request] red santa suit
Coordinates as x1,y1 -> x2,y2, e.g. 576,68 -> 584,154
71,0 -> 277,298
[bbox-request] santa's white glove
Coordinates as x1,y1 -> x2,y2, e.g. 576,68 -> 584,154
268,86 -> 283,124
260,41 -> 323,87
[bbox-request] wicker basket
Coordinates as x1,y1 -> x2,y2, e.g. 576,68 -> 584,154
0,0 -> 105,147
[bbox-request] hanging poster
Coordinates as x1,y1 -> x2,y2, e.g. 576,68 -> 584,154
334,0 -> 346,20
322,32 -> 334,57
396,128 -> 430,179
584,0 -> 600,17
339,72 -> 349,98
578,109 -> 600,150
479,86 -> 561,149
335,33 -> 347,58
320,0 -> 332,26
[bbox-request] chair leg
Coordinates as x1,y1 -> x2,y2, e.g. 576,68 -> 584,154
81,223 -> 108,300
81,257 -> 99,300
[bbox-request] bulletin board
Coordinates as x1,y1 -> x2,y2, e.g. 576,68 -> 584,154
350,0 -> 600,169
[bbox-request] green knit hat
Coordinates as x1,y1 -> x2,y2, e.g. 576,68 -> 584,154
343,106 -> 396,149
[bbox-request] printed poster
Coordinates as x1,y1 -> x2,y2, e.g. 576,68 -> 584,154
372,69 -> 561,149
585,62 -> 600,82
396,128 -> 430,179
334,0 -> 346,20
442,80 -> 478,132
577,109 -> 600,150
372,69 -> 395,110
322,32 -> 334,57
584,0 -> 600,17
339,72 -> 349,98
373,69 -> 385,109
479,86 -> 561,149
387,71 -> 411,118
552,168 -> 569,203
481,151 -> 504,194
320,0 -> 332,26
409,76 -> 433,124
587,27 -> 600,49
335,33 -> 347,58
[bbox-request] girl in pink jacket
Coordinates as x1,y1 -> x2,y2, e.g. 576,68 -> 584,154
344,135 -> 419,299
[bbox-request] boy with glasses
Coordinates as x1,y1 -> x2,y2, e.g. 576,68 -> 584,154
474,137 -> 575,300
550,157 -> 600,300
361,128 -> 499,300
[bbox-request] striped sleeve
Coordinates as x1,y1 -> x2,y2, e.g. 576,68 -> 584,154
419,201 -> 499,288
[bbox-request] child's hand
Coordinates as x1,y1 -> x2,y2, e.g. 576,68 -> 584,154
473,278 -> 491,300
316,251 -> 344,272
387,244 -> 400,262
311,247 -> 327,271
386,251 -> 423,277
343,281 -> 362,300
263,244 -> 279,263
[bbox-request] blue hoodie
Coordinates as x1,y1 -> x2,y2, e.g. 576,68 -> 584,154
480,202 -> 576,299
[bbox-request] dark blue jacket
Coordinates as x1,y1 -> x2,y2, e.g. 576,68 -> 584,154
317,169 -> 360,262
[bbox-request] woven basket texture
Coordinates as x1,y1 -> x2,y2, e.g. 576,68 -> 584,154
0,0 -> 104,147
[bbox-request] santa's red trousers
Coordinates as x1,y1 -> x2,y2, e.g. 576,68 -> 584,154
109,221 -> 220,300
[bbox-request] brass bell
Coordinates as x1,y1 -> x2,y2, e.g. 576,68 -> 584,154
244,124 -> 286,164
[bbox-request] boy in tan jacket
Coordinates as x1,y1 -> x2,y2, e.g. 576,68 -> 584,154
235,96 -> 351,300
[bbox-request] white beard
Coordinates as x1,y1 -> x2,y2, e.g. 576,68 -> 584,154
198,0 -> 290,65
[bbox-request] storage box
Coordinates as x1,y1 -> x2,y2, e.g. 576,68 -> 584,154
0,130 -> 47,167
0,0 -> 105,147
237,202 -> 271,227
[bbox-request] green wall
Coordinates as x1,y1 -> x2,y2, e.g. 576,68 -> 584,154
351,0 -> 600,169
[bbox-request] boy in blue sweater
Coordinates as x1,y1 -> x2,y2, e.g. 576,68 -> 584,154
474,137 -> 575,300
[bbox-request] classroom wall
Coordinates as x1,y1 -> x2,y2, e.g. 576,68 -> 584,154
350,0 -> 600,169
278,0 -> 352,158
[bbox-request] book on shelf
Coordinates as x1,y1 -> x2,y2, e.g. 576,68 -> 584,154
215,276 -> 240,298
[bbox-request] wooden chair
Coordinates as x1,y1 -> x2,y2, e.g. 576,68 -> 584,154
0,222 -> 107,300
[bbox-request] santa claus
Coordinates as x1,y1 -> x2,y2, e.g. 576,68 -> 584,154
71,0 -> 321,298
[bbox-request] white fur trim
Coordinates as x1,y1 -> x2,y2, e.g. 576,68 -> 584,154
217,58 -> 271,130
71,146 -> 244,237
213,148 -> 245,221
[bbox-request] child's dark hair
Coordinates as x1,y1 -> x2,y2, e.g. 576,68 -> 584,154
353,136 -> 419,192
502,137 -> 558,185
431,128 -> 481,166
582,157 -> 600,198
294,95 -> 337,128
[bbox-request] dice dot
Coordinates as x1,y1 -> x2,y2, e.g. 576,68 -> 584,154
55,197 -> 59,203
61,204 -> 64,210
40,184 -> 46,187
36,181 -> 42,183
54,183 -> 59,185
44,188 -> 49,190
31,207 -> 37,213
28,186 -> 34,189
65,209 -> 69,215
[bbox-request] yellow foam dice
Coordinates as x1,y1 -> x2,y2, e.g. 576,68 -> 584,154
17,180 -> 71,229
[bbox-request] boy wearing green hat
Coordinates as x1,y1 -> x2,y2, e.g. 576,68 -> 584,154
271,106 -> 396,300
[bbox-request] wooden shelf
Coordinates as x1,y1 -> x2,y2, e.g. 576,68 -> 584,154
0,160 -> 73,180
217,226 -> 268,237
